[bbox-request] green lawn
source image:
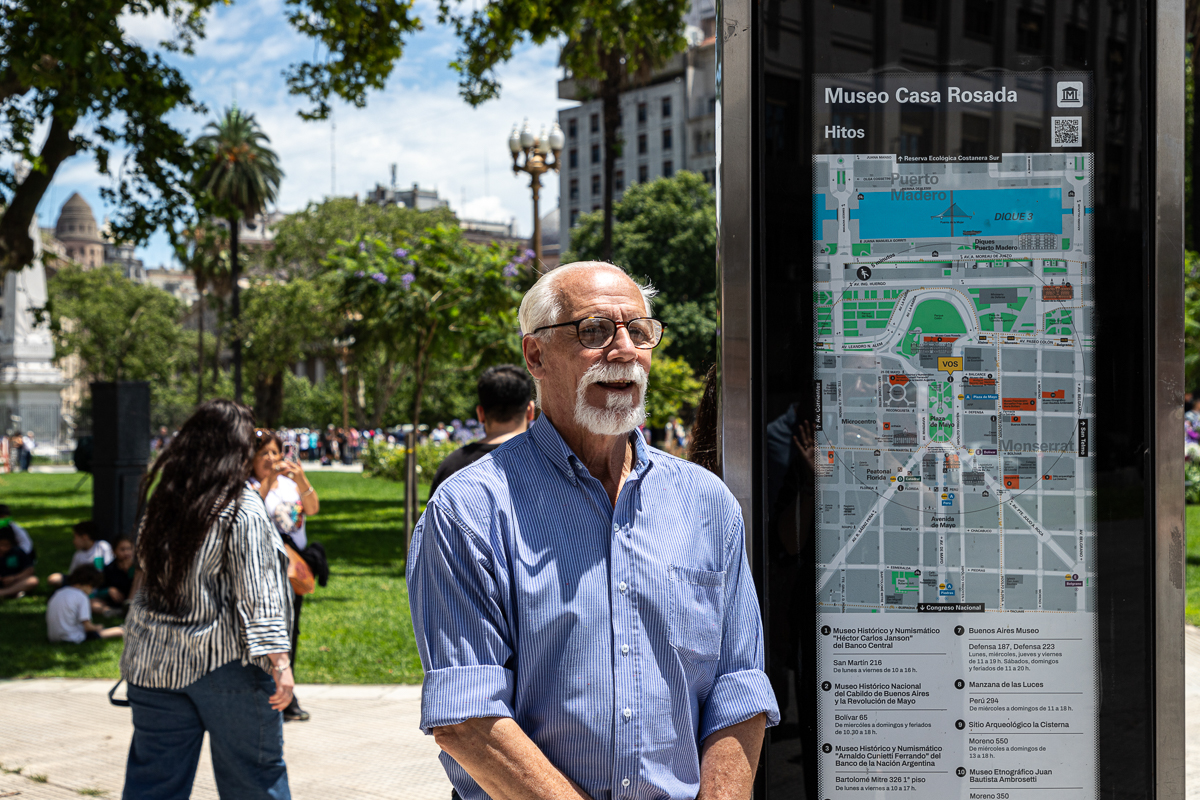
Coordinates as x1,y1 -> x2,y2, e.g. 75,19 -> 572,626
1188,505 -> 1200,627
0,472 -> 429,684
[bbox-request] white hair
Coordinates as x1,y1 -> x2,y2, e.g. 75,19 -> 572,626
518,261 -> 657,340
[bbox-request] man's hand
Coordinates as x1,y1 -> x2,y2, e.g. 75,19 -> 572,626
431,717 -> 593,800
697,713 -> 766,800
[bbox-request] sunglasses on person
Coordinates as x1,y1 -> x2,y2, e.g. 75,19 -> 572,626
530,316 -> 667,350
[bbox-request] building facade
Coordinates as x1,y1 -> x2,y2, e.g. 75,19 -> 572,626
557,1 -> 717,253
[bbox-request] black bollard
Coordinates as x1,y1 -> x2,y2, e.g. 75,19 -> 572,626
90,382 -> 150,543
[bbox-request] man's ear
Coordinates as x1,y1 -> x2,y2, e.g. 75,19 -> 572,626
476,405 -> 486,425
523,335 -> 548,380
524,400 -> 536,421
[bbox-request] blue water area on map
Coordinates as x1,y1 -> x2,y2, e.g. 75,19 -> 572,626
813,195 -> 839,239
852,188 -> 1064,239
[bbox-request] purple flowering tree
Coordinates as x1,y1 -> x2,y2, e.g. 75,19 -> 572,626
330,224 -> 524,428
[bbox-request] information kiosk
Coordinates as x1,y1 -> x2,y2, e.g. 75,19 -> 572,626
715,2 -> 1185,798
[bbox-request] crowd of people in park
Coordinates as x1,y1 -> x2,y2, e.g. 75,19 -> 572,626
2,262 -> 742,800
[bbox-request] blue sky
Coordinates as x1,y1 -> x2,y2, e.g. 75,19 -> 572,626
35,0 -> 569,268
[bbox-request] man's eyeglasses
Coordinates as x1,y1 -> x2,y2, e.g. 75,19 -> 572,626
531,316 -> 667,350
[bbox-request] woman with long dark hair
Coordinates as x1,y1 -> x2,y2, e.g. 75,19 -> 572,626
120,399 -> 293,800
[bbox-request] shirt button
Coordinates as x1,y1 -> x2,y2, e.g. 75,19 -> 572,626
622,778 -> 631,787
621,644 -> 630,655
623,707 -> 632,720
613,523 -> 620,532
618,581 -> 628,593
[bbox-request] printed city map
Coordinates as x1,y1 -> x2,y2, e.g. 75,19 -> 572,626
813,152 -> 1095,617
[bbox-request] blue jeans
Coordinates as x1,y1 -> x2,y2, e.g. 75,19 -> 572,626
122,660 -> 291,800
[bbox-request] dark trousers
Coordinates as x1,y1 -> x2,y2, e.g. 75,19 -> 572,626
286,593 -> 303,713
122,661 -> 290,800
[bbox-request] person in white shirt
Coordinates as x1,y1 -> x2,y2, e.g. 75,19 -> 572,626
46,565 -> 123,642
250,428 -> 320,722
48,521 -> 113,590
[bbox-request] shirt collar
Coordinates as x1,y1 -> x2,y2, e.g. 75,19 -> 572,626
528,415 -> 654,486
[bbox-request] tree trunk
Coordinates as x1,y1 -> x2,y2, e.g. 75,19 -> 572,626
230,217 -> 243,403
254,371 -> 284,428
196,291 -> 205,405
212,318 -> 220,388
372,356 -> 406,428
599,52 -> 623,262
0,113 -> 78,275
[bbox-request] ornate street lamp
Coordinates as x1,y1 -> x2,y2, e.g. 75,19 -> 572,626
510,119 -> 564,266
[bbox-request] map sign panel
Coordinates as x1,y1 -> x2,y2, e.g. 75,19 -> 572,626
812,73 -> 1097,800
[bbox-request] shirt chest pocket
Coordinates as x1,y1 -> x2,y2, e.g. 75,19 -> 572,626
668,566 -> 726,661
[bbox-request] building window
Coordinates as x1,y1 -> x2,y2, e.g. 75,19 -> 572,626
637,133 -> 648,155
638,164 -> 649,183
615,171 -> 624,191
590,113 -> 600,134
637,102 -> 647,125
663,160 -> 673,178
591,174 -> 601,195
661,97 -> 672,118
963,0 -> 994,40
569,149 -> 578,169
568,118 -> 578,139
902,0 -> 938,27
569,178 -> 579,202
662,128 -> 673,150
1064,24 -> 1088,66
1014,124 -> 1041,152
570,208 -> 580,226
960,114 -> 990,157
618,110 -> 624,128
592,205 -> 600,212
590,144 -> 600,164
702,168 -> 715,185
1016,9 -> 1044,53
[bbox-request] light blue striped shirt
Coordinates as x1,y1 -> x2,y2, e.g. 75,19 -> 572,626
407,416 -> 779,800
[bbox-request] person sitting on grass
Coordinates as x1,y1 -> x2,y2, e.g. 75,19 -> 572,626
0,503 -> 35,558
48,520 -> 112,590
95,535 -> 137,615
0,525 -> 38,600
46,565 -> 123,642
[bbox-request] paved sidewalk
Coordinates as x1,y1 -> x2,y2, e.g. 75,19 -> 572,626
0,681 -> 449,799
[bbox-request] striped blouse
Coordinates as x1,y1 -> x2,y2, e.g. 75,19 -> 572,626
120,485 -> 293,689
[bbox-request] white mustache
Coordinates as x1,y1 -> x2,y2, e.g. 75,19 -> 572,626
579,361 -> 649,394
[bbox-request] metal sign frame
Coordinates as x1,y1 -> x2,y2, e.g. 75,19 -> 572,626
715,0 -> 1185,795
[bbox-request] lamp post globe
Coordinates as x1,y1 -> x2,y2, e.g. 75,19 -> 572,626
509,119 -> 561,268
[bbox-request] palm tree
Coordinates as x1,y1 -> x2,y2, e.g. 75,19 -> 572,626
192,107 -> 283,403
172,221 -> 229,404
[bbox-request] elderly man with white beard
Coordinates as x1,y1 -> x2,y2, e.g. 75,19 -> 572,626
406,261 -> 779,800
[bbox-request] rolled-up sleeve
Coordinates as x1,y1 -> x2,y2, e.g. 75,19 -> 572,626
407,502 -> 515,734
698,513 -> 781,742
229,503 -> 292,657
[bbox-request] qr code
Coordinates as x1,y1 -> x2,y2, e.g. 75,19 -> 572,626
1051,116 -> 1081,147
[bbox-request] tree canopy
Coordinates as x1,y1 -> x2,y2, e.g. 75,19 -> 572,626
437,0 -> 689,257
0,0 -> 421,276
267,198 -> 457,278
565,171 -> 718,375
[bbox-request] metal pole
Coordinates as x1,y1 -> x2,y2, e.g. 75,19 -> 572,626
532,174 -> 542,265
404,429 -> 417,551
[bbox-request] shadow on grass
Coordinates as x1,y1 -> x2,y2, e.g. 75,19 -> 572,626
0,596 -> 123,679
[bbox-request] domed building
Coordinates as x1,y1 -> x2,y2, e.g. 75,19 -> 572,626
54,193 -> 105,268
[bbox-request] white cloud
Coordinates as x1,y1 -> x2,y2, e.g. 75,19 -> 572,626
36,0 -> 574,268
457,195 -> 516,224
